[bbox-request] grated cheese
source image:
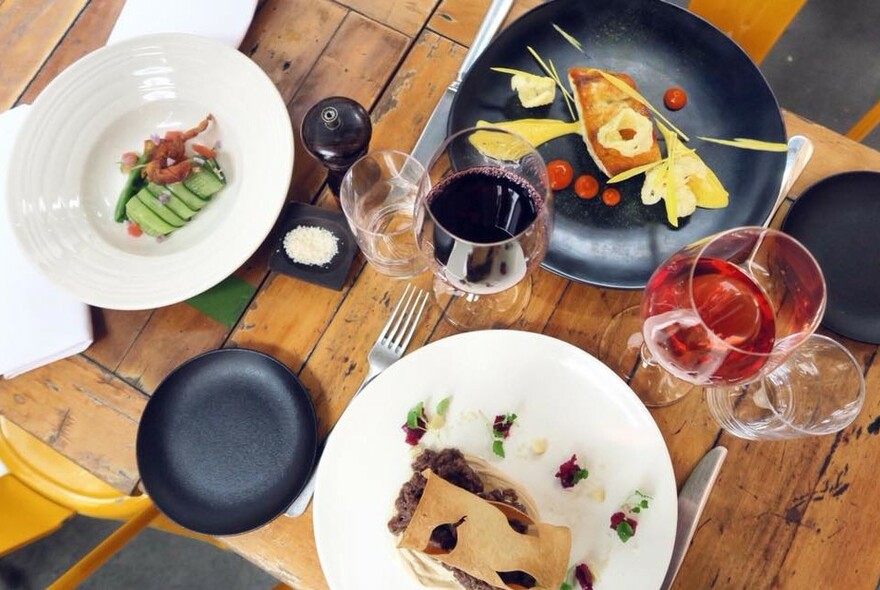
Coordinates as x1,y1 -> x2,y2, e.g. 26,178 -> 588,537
283,225 -> 339,266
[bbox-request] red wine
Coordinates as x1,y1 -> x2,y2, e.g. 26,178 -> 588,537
642,256 -> 776,384
421,167 -> 546,294
428,167 -> 540,243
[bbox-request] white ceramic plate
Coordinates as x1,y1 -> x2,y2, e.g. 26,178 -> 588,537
313,330 -> 676,590
6,33 -> 293,310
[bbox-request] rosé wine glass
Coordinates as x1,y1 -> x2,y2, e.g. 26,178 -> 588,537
601,227 -> 833,407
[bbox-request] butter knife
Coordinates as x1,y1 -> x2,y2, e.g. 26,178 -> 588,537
410,0 -> 514,165
660,446 -> 728,590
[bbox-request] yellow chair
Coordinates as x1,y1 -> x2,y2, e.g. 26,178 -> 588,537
0,416 -> 224,584
688,0 -> 807,65
846,99 -> 880,142
689,0 -> 878,142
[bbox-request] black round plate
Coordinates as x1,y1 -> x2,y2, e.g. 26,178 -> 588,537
782,171 -> 880,344
136,348 -> 318,535
449,0 -> 786,288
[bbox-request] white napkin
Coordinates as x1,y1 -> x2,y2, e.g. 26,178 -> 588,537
0,1 -> 258,379
0,106 -> 94,379
107,0 -> 258,48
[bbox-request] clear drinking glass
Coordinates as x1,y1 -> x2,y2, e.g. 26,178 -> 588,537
705,334 -> 865,439
413,127 -> 552,330
339,150 -> 427,278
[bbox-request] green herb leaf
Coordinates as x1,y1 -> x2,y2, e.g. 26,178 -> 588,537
406,402 -> 424,429
640,499 -> 649,509
559,583 -> 573,590
572,468 -> 589,486
493,439 -> 506,458
435,397 -> 451,416
616,521 -> 635,543
632,506 -> 641,514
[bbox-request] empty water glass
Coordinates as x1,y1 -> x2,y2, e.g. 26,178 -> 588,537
705,334 -> 865,440
339,150 -> 427,278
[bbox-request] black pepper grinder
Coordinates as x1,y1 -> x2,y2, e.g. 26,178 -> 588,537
301,97 -> 372,199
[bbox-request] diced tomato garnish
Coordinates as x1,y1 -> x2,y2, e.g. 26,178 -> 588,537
126,222 -> 143,237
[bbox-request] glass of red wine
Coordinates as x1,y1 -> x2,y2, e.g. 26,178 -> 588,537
413,127 -> 552,330
601,227 -> 828,407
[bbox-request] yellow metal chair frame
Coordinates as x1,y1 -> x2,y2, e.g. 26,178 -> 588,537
0,416 -> 223,588
689,0 -> 878,142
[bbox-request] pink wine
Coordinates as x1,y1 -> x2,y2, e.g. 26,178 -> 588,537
642,256 -> 776,384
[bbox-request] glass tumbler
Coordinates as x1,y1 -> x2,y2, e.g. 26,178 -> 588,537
339,150 -> 427,278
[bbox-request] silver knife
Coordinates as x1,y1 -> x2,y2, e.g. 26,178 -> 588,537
660,446 -> 728,590
410,0 -> 515,165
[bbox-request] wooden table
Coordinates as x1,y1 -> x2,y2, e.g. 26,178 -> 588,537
2,1 -> 880,588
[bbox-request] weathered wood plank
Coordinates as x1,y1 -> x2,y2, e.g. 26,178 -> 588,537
427,0 -> 540,46
333,0 -> 437,37
0,0 -> 87,109
371,30 -> 467,152
783,111 -> 880,195
239,0 -> 348,102
17,0 -> 125,105
84,309 -> 152,372
0,356 -> 145,493
770,358 -> 880,589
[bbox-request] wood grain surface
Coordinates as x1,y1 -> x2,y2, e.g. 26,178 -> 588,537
1,1 -> 879,589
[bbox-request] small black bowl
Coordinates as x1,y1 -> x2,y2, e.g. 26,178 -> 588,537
269,202 -> 358,290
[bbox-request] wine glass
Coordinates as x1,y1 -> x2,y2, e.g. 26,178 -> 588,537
413,127 -> 553,330
601,227 -> 828,406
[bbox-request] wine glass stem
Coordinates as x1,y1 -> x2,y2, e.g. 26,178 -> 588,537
639,341 -> 658,369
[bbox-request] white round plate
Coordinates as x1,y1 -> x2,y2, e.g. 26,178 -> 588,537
313,330 -> 676,590
6,33 -> 293,310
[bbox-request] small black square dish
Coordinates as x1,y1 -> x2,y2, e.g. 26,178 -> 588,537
269,202 -> 358,291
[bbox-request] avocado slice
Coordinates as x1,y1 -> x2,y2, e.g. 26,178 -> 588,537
125,198 -> 177,237
135,188 -> 186,228
166,182 -> 207,210
146,183 -> 197,221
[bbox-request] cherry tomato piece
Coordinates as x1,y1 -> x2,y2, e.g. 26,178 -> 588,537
547,159 -> 574,191
601,187 -> 622,206
663,87 -> 687,111
126,222 -> 143,237
574,175 -> 600,199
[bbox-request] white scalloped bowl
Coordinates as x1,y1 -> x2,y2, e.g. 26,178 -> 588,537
6,33 -> 293,310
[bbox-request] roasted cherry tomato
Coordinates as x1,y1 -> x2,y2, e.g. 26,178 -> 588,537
601,187 -> 622,206
547,159 -> 574,191
574,175 -> 600,199
663,87 -> 687,111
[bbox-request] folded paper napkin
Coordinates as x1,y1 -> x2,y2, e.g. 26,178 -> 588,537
107,0 -> 258,48
0,0 -> 258,379
0,106 -> 93,379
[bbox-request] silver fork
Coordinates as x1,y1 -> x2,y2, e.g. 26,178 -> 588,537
285,284 -> 429,517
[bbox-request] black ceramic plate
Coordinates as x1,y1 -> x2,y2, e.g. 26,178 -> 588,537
269,201 -> 358,290
136,348 -> 317,535
449,0 -> 786,288
782,171 -> 880,344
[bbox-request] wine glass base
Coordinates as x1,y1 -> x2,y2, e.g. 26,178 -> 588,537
598,305 -> 693,407
433,276 -> 531,330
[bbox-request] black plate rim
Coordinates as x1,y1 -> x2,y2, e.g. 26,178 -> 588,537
136,347 -> 318,536
781,169 -> 880,344
448,0 -> 786,289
